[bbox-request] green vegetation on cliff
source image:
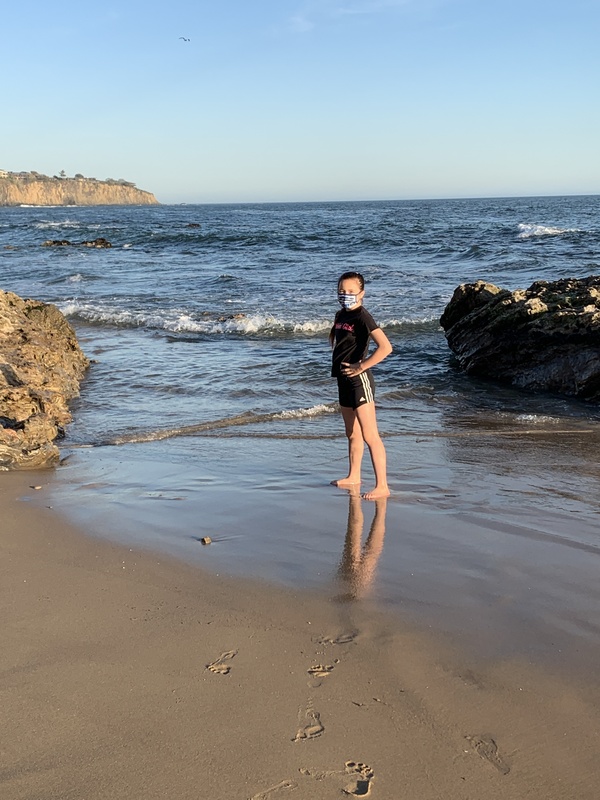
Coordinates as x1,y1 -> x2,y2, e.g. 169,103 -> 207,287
0,170 -> 159,206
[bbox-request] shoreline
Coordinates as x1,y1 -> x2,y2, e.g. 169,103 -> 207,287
42,428 -> 600,682
2,470 -> 600,799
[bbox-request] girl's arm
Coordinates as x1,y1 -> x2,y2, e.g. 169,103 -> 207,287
341,327 -> 392,377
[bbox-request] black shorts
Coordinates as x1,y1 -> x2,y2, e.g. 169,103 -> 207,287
337,371 -> 375,409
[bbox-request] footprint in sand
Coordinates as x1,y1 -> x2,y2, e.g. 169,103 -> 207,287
293,702 -> 325,742
206,649 -> 238,675
315,632 -> 357,646
300,761 -> 374,796
343,761 -> 375,796
249,779 -> 297,800
465,734 -> 510,775
307,660 -> 339,678
307,660 -> 340,688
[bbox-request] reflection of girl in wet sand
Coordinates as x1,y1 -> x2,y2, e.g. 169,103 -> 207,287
337,492 -> 387,600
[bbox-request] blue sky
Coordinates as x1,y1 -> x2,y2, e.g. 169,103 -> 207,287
2,0 -> 599,203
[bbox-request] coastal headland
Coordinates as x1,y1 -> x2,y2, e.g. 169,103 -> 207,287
0,170 -> 158,206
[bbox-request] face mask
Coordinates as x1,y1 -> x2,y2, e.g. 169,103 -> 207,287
338,293 -> 358,309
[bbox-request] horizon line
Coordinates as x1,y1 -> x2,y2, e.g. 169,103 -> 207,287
157,191 -> 600,206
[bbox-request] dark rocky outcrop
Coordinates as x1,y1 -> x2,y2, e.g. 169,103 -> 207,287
440,276 -> 600,400
43,238 -> 112,248
0,290 -> 89,469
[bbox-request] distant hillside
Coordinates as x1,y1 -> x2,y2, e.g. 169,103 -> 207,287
0,170 -> 159,206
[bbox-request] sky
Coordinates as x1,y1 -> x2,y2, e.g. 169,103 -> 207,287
2,0 -> 599,204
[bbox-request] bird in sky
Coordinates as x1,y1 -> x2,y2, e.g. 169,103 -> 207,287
179,37 -> 190,42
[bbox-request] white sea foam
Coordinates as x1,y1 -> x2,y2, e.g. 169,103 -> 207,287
102,405 -> 336,445
34,220 -> 103,230
60,301 -> 167,329
517,223 -> 581,238
515,414 -> 561,424
274,404 -> 336,420
59,300 -> 438,335
381,315 -> 439,328
59,301 -> 331,335
170,314 -> 331,335
67,273 -> 84,283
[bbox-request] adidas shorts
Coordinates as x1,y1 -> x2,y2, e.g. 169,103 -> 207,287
337,371 -> 375,409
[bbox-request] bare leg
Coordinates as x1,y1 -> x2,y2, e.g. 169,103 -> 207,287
331,406 -> 364,487
355,402 -> 390,500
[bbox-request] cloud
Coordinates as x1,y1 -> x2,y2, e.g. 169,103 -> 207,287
290,13 -> 315,32
332,0 -> 413,16
288,0 -> 416,33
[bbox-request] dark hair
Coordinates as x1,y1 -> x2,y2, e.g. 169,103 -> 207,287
337,271 -> 365,290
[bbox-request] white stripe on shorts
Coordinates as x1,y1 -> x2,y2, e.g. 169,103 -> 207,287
359,371 -> 374,404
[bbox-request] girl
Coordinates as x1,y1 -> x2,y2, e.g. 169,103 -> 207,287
330,271 -> 392,500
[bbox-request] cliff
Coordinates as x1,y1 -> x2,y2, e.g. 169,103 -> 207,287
1,290 -> 89,469
0,171 -> 159,206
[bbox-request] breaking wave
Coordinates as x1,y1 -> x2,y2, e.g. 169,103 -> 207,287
60,302 -> 331,335
59,301 -> 438,335
99,405 -> 337,445
517,223 -> 582,238
34,220 -> 103,230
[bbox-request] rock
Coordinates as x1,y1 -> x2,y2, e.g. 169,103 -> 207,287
0,290 -> 89,469
440,276 -> 600,400
43,238 -> 112,248
217,313 -> 246,322
81,238 -> 112,248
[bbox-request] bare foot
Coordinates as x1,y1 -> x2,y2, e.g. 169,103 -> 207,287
362,486 -> 390,501
331,478 -> 361,488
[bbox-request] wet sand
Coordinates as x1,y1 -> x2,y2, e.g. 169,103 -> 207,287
44,428 -> 600,678
2,469 -> 600,800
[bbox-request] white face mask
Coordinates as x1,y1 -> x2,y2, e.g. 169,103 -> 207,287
338,292 -> 357,309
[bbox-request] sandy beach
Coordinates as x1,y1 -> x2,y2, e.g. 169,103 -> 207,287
2,468 -> 600,800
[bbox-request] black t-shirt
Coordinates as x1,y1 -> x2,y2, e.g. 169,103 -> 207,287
331,306 -> 379,377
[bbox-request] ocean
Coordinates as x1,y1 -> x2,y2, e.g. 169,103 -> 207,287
2,196 -> 600,668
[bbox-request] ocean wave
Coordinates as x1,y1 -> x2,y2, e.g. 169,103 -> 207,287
172,313 -> 325,335
380,316 -> 441,332
60,301 -> 333,335
33,219 -> 99,228
273,404 -> 336,420
99,404 -> 337,445
517,223 -> 582,239
60,301 -> 440,336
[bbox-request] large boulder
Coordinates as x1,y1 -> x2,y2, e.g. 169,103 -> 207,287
0,290 -> 89,469
439,276 -> 600,400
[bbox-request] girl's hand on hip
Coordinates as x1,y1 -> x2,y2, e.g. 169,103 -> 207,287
341,361 -> 363,378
